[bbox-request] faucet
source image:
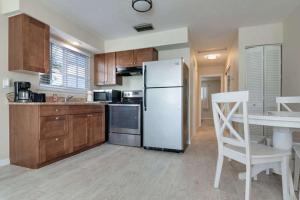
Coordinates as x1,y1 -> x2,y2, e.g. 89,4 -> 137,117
64,95 -> 74,102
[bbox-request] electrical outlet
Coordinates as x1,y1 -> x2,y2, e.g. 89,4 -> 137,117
2,78 -> 11,89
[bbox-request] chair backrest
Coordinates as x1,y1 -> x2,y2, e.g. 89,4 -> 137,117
276,96 -> 300,112
212,91 -> 250,158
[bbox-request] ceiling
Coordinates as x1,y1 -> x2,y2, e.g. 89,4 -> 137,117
40,0 -> 300,66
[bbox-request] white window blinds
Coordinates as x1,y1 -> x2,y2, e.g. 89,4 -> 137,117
40,42 -> 90,91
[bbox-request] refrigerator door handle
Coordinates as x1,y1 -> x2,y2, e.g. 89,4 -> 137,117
144,65 -> 147,111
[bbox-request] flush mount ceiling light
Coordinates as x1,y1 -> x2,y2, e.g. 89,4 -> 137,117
132,0 -> 152,13
205,54 -> 220,60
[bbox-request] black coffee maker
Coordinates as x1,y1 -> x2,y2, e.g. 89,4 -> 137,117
14,82 -> 32,102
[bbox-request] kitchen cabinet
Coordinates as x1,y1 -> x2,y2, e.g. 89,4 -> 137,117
88,113 -> 105,146
134,48 -> 158,66
9,104 -> 105,169
9,14 -> 50,73
116,48 -> 158,68
94,53 -> 122,86
70,114 -> 89,151
116,50 -> 135,67
40,135 -> 71,164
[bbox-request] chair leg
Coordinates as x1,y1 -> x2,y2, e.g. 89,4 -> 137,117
294,155 -> 300,191
245,164 -> 252,200
281,156 -> 290,200
214,155 -> 224,188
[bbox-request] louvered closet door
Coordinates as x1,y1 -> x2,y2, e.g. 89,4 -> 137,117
246,46 -> 264,136
263,45 -> 282,136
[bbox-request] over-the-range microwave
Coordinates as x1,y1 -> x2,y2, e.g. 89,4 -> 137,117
93,89 -> 121,103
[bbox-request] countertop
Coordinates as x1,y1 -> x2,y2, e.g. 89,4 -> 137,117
9,102 -> 108,106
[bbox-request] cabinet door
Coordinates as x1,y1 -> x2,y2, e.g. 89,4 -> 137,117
9,14 -> 50,73
94,54 -> 106,86
88,113 -> 105,146
70,114 -> 89,151
116,50 -> 134,67
134,48 -> 158,66
40,116 -> 68,139
105,52 -> 117,85
39,136 -> 71,164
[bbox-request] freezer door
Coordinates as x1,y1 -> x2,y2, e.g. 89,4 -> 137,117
144,59 -> 183,88
143,87 -> 183,150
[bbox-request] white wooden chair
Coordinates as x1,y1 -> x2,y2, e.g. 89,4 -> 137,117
212,91 -> 291,200
277,96 -> 300,113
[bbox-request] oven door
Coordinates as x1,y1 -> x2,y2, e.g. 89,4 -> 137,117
109,104 -> 141,135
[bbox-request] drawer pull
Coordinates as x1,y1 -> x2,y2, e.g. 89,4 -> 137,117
55,138 -> 59,141
55,117 -> 60,120
55,109 -> 59,112
87,114 -> 93,117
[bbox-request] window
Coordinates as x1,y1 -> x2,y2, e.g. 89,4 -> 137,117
40,42 -> 90,91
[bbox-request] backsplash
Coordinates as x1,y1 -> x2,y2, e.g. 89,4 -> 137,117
97,76 -> 143,91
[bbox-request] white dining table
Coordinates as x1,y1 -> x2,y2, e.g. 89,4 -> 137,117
231,111 -> 300,200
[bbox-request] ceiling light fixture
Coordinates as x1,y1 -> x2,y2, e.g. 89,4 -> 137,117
132,0 -> 152,13
205,54 -> 220,60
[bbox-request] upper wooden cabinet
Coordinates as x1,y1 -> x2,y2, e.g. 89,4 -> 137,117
116,48 -> 158,68
9,14 -> 50,73
134,48 -> 158,66
94,53 -> 122,86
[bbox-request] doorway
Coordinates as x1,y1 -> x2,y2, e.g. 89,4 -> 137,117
200,76 -> 222,127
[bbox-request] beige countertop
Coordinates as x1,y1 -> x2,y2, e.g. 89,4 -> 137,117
9,102 -> 108,106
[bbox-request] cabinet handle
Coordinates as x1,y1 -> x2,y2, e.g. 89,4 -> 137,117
55,109 -> 59,112
55,138 -> 59,141
88,114 -> 93,117
55,117 -> 60,120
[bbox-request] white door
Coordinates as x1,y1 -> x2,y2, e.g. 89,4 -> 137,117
143,87 -> 183,150
246,45 -> 282,137
263,45 -> 282,136
144,59 -> 183,88
246,46 -> 264,135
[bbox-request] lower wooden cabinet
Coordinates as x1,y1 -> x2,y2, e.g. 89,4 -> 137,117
88,113 -> 105,146
40,116 -> 68,139
9,104 -> 105,169
39,136 -> 71,164
70,114 -> 89,151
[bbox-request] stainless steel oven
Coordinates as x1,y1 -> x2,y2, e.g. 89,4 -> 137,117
108,90 -> 143,147
109,104 -> 141,147
109,104 -> 141,135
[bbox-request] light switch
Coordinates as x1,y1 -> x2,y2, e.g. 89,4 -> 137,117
2,78 -> 11,89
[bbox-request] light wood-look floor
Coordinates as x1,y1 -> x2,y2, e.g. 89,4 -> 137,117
0,122 -> 283,200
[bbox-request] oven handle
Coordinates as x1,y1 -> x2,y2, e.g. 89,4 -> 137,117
144,65 -> 147,111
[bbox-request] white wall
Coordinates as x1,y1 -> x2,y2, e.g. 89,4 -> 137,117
238,23 -> 283,90
0,0 -> 19,14
225,34 -> 239,92
104,28 -> 189,53
159,48 -> 190,66
282,5 -> 300,97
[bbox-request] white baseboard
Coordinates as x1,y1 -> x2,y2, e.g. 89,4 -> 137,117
0,159 -> 10,167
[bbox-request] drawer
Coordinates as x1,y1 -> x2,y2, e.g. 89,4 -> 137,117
69,105 -> 104,115
39,136 -> 71,164
40,116 -> 68,139
40,106 -> 68,116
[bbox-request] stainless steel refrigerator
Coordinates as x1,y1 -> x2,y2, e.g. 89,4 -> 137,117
143,59 -> 189,152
